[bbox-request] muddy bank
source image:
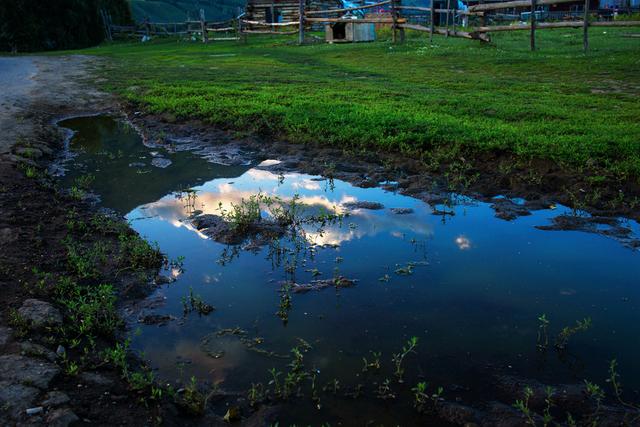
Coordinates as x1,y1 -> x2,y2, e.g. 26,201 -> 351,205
0,55 -> 162,426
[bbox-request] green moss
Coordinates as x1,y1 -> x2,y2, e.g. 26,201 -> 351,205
80,28 -> 640,181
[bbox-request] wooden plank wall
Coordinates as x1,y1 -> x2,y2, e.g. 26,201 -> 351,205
246,0 -> 341,23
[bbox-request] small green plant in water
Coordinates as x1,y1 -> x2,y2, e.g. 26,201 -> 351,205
182,287 -> 215,315
537,313 -> 550,350
513,386 -> 536,426
362,351 -> 382,373
609,359 -> 640,422
555,317 -> 592,350
392,336 -> 418,383
247,382 -> 265,407
276,283 -> 292,324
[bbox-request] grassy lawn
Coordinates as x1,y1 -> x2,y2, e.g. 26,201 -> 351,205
81,28 -> 640,182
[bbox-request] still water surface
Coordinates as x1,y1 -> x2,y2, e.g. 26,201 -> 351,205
59,116 -> 640,424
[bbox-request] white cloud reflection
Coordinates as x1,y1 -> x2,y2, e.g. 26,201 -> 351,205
455,235 -> 471,250
133,169 -> 433,247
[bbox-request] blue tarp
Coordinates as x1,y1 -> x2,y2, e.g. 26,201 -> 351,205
338,0 -> 467,14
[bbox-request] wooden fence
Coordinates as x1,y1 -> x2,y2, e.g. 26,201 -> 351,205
106,2 -> 640,52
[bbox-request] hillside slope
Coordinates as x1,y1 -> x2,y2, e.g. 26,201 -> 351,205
130,0 -> 244,22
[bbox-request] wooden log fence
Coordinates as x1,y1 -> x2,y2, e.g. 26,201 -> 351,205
107,1 -> 639,53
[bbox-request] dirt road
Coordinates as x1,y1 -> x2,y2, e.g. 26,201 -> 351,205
0,55 -> 111,157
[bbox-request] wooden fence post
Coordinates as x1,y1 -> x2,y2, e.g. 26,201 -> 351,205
453,0 -> 457,35
446,0 -> 451,37
100,9 -> 113,41
429,3 -> 435,44
583,0 -> 589,53
299,0 -> 305,44
200,9 -> 208,43
391,0 -> 398,43
530,0 -> 536,50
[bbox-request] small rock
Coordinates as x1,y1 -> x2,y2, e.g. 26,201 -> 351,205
342,201 -> 384,210
224,406 -> 241,423
46,408 -> 80,427
26,406 -> 44,416
139,314 -> 175,325
0,380 -> 39,418
17,299 -> 63,328
151,157 -> 172,168
42,391 -> 70,407
56,345 -> 66,357
79,372 -> 114,387
0,326 -> 13,346
0,355 -> 60,389
15,146 -> 43,159
128,162 -> 146,168
20,342 -> 57,362
390,207 -> 414,215
491,199 -> 531,221
155,274 -> 176,285
0,228 -> 16,246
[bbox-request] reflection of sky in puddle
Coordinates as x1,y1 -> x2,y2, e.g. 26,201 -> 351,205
126,165 -> 640,400
131,168 -> 434,247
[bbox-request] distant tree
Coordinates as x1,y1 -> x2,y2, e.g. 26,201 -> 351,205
0,0 -> 132,52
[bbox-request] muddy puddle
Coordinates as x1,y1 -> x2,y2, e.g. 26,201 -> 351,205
58,116 -> 640,425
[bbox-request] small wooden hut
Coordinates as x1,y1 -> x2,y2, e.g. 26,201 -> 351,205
325,21 -> 377,42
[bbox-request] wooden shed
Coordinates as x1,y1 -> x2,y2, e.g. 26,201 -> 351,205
325,21 -> 377,42
245,0 -> 341,23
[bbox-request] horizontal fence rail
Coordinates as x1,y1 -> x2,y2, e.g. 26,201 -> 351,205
105,2 -> 640,52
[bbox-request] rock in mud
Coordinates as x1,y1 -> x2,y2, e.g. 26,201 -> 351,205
0,380 -> 39,419
536,215 -> 630,237
0,326 -> 12,346
490,199 -> 532,221
151,157 -> 172,168
493,375 -> 591,415
480,401 -> 537,427
14,146 -> 43,159
46,408 -> 79,427
17,299 -> 63,328
139,314 -> 176,325
0,354 -> 60,389
435,401 -> 480,425
224,406 -> 241,423
20,342 -> 57,362
155,274 -> 176,285
390,207 -> 414,215
192,214 -> 286,246
79,372 -> 114,387
41,391 -> 71,408
290,277 -> 358,293
342,201 -> 384,210
0,227 -> 16,245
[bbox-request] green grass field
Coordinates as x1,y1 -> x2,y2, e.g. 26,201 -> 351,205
82,28 -> 640,182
